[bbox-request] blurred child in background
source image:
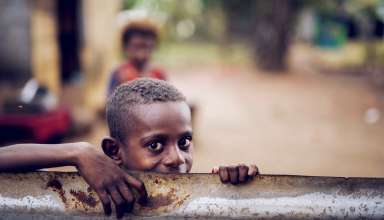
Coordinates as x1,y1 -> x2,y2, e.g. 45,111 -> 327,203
108,19 -> 166,96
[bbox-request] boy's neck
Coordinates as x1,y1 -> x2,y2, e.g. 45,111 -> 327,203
130,60 -> 147,73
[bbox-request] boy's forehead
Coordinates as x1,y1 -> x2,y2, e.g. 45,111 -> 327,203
127,102 -> 191,133
129,34 -> 156,44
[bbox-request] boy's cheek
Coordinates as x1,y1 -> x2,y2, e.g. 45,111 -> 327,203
184,145 -> 194,173
186,162 -> 192,173
121,153 -> 161,172
120,147 -> 193,173
185,154 -> 193,173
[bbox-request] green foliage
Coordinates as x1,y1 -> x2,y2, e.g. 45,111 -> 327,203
121,0 -> 228,42
302,0 -> 384,20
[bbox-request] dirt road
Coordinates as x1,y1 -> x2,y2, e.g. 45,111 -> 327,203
168,61 -> 384,177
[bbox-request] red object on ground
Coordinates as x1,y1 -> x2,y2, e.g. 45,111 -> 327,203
0,108 -> 71,143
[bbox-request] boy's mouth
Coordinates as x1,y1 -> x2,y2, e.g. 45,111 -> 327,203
157,165 -> 188,174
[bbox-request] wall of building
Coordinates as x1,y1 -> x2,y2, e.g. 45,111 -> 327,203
0,0 -> 31,84
30,0 -> 60,95
81,0 -> 121,110
0,0 -> 121,111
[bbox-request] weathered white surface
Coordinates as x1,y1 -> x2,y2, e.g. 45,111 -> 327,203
179,192 -> 384,219
0,195 -> 63,211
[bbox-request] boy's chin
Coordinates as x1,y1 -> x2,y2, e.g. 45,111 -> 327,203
122,164 -> 191,174
155,165 -> 190,174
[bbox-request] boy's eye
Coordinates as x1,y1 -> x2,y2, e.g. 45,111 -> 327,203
178,136 -> 192,151
147,141 -> 164,152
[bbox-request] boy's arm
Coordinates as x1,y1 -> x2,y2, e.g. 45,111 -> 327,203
0,143 -> 83,171
0,142 -> 147,218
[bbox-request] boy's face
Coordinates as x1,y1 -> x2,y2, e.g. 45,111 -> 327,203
118,102 -> 193,173
125,35 -> 156,66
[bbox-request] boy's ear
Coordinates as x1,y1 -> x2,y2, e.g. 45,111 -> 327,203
101,137 -> 123,165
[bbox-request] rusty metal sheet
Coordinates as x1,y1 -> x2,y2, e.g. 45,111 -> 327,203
0,171 -> 383,219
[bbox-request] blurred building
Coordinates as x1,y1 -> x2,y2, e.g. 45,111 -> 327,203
0,0 -> 121,109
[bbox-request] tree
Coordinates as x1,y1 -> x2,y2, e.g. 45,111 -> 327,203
251,0 -> 300,71
221,0 -> 301,72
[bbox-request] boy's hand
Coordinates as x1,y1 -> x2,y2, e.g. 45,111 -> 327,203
211,164 -> 259,185
74,143 -> 147,218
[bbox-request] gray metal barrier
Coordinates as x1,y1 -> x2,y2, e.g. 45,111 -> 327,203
0,171 -> 383,219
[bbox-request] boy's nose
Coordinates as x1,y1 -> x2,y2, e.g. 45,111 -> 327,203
163,146 -> 185,168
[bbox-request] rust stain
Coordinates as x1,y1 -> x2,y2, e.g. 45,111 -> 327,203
46,179 -> 67,204
175,194 -> 190,207
142,188 -> 177,209
46,179 -> 62,190
141,187 -> 190,210
69,189 -> 98,208
143,194 -> 175,209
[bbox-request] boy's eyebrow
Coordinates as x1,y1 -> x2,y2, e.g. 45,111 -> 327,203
180,131 -> 193,137
140,134 -> 168,144
140,130 -> 193,143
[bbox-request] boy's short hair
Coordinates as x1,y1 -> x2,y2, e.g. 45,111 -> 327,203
121,20 -> 159,49
106,78 -> 186,142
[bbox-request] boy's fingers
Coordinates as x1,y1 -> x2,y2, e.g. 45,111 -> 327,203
96,190 -> 112,216
108,186 -> 125,218
117,182 -> 134,213
218,166 -> 229,183
124,174 -> 148,205
228,166 -> 240,185
248,164 -> 259,177
211,166 -> 219,174
238,164 -> 249,183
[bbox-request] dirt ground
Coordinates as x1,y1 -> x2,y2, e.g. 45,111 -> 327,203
74,45 -> 384,177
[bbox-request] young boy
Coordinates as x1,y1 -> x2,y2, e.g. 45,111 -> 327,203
0,79 -> 258,218
108,20 -> 167,96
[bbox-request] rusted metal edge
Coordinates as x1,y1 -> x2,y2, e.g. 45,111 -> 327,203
0,171 -> 383,219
